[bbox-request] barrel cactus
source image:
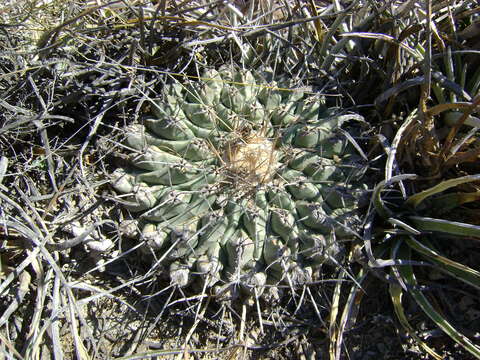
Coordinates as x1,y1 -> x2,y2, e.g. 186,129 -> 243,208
112,66 -> 368,301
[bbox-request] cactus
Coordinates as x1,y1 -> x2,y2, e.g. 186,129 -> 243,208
112,67 -> 369,301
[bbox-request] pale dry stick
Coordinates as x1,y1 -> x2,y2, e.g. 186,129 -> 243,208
0,192 -> 45,303
67,289 -> 93,360
0,245 -> 40,296
242,1 -> 283,27
0,188 -> 42,238
46,220 -> 116,251
30,281 -> 140,357
51,274 -> 64,360
25,302 -> 81,360
333,0 -> 355,49
3,154 -> 94,358
113,344 -> 246,360
328,267 -> 344,360
239,302 -> 246,342
72,238 -> 142,280
175,296 -> 211,360
69,281 -> 138,312
137,285 -> 178,350
1,202 -> 93,360
217,303 -> 231,348
0,159 -> 8,246
0,98 -> 34,116
0,117 -> 37,138
78,90 -> 116,180
306,286 -> 327,328
293,285 -> 307,316
25,187 -> 74,359
254,288 -> 264,335
0,271 -> 30,327
333,269 -> 368,360
394,0 -> 417,17
0,332 -> 25,360
23,262 -> 51,358
0,156 -> 8,184
28,75 -> 58,192
59,289 -> 90,360
76,274 -> 151,307
240,304 -> 248,360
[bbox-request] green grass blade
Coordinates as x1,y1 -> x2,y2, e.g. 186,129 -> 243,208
410,285 -> 480,358
372,174 -> 418,219
405,235 -> 480,290
467,61 -> 480,95
396,249 -> 480,359
389,283 -> 443,360
406,174 -> 480,208
425,191 -> 480,214
409,216 -> 480,237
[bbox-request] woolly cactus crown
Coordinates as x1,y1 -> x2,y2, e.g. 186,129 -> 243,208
112,66 -> 368,301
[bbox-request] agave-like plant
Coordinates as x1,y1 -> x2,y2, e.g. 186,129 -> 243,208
362,72 -> 480,358
370,170 -> 480,359
112,66 -> 369,301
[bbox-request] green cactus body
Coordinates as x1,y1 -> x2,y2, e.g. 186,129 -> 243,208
112,66 -> 368,301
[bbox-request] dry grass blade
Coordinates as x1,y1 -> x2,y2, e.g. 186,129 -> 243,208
114,344 -> 244,360
37,0 -> 123,50
51,274 -> 64,360
441,94 -> 480,160
389,283 -> 443,360
340,32 -> 422,60
332,266 -> 367,360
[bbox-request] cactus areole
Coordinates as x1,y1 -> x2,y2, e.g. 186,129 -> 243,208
112,67 -> 368,301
